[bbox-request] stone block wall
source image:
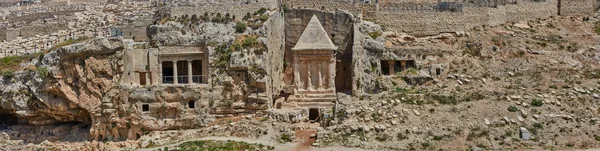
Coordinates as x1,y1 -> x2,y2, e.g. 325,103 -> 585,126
168,0 -> 279,20
283,0 -> 361,15
559,0 -> 599,16
10,23 -> 70,38
284,0 -> 361,15
0,29 -> 6,41
284,0 -> 563,36
4,28 -> 20,40
374,0 -> 557,36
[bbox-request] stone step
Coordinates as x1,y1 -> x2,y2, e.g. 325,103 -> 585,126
295,102 -> 336,108
288,96 -> 336,103
302,93 -> 336,98
102,103 -> 115,109
102,109 -> 117,114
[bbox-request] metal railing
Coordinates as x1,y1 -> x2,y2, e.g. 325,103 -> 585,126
177,75 -> 188,84
192,75 -> 207,84
162,76 -> 174,84
162,75 -> 207,84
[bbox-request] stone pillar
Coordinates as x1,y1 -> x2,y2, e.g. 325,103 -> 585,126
187,60 -> 193,84
330,58 -> 335,89
318,63 -> 323,91
158,62 -> 162,84
294,57 -> 302,90
201,59 -> 208,83
307,61 -> 313,90
173,61 -> 178,84
400,60 -> 407,71
388,60 -> 395,75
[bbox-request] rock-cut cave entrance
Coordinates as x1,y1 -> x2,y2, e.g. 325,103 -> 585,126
0,113 -> 19,129
0,106 -> 92,143
308,108 -> 320,123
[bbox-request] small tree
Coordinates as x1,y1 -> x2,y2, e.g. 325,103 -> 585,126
235,22 -> 247,33
507,106 -> 519,112
191,14 -> 198,22
531,99 -> 543,107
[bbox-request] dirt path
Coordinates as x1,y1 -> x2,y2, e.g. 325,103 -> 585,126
137,136 -> 372,151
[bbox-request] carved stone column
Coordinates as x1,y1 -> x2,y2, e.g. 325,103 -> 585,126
158,61 -> 163,84
307,60 -> 313,91
294,57 -> 302,91
201,59 -> 208,83
388,60 -> 395,75
318,62 -> 323,91
401,60 -> 407,72
187,60 -> 193,84
173,61 -> 178,84
329,58 -> 335,89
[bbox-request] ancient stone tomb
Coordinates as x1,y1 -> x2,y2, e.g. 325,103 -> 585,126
287,15 -> 338,109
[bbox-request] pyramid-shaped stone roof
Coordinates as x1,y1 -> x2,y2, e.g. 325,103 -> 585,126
292,15 -> 338,51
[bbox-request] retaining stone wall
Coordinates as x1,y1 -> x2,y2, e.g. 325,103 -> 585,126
559,0 -> 599,16
5,23 -> 69,39
168,0 -> 279,20
366,0 -> 557,36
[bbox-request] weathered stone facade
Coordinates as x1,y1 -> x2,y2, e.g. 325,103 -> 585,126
559,0 -> 600,16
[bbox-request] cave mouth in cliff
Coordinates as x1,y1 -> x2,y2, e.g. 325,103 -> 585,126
0,113 -> 19,127
308,108 -> 320,123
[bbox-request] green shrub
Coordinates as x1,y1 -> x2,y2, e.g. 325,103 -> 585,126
492,36 -> 504,46
507,106 -> 519,112
533,123 -> 543,129
235,22 -> 247,33
595,135 -> 600,141
242,37 -> 259,48
254,8 -> 267,15
368,31 -> 381,39
2,70 -> 13,79
279,133 -> 292,143
594,23 -> 600,35
259,14 -> 269,22
36,67 -> 48,78
531,99 -> 543,107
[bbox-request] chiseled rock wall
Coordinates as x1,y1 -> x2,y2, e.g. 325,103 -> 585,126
559,0 -> 599,16
374,0 -> 558,36
168,0 -> 279,21
264,11 -> 286,99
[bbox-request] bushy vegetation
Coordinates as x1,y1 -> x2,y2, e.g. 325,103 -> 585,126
507,106 -> 519,112
594,23 -> 600,35
242,36 -> 259,48
368,31 -> 382,39
174,140 -> 274,151
213,44 -> 232,68
279,133 -> 292,143
235,22 -> 247,33
2,69 -> 14,79
254,8 -> 267,15
464,41 -> 482,57
36,67 -> 48,78
531,99 -> 544,107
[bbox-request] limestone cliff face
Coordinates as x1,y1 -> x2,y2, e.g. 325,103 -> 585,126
0,38 -> 124,142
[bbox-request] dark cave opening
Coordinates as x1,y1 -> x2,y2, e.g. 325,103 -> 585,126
0,107 -> 92,143
0,113 -> 19,129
